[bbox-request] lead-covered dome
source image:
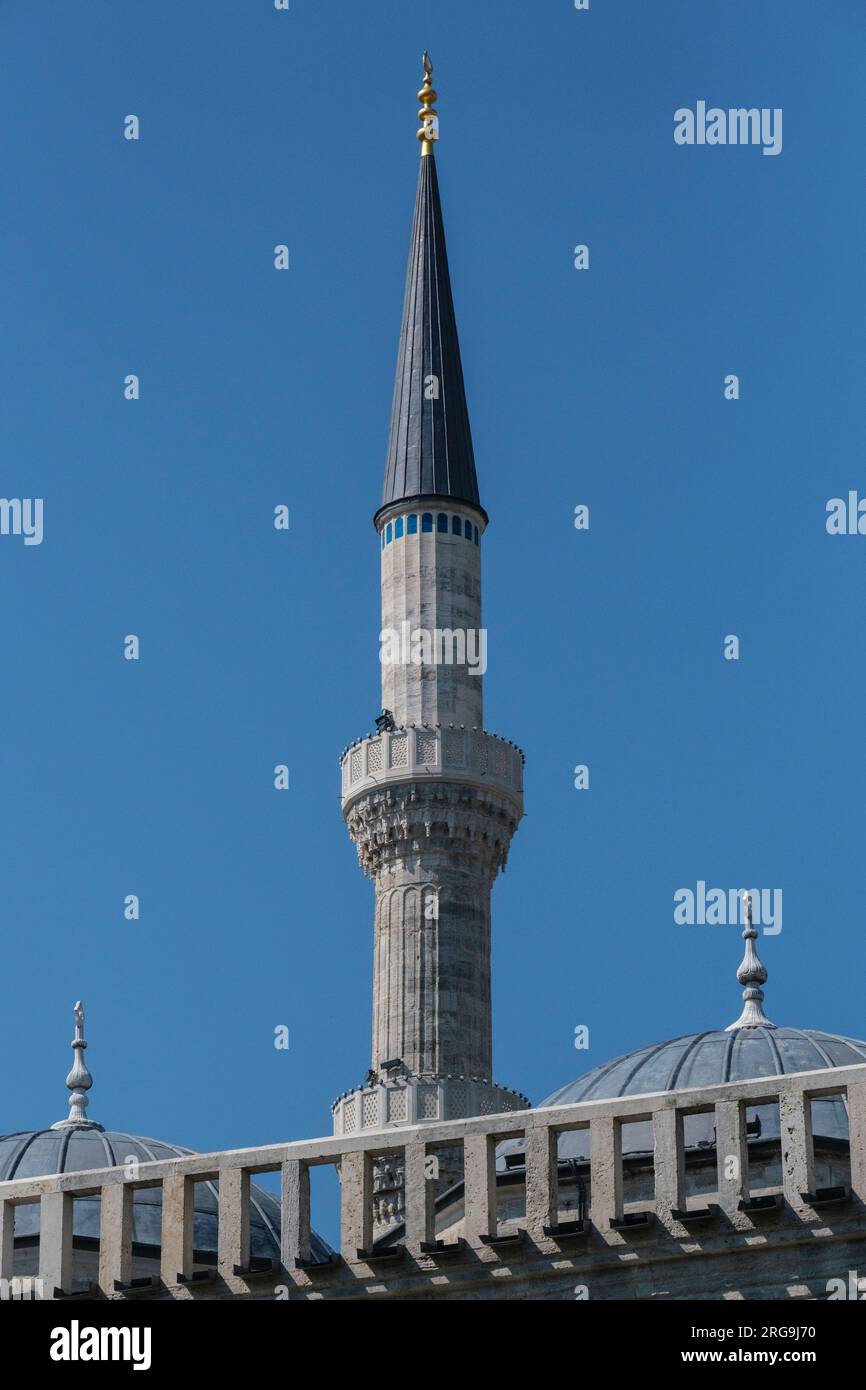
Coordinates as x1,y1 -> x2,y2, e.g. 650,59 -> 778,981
537,1026 -> 863,1152
515,911 -> 863,1158
544,1026 -> 866,1108
2,1002 -> 332,1265
0,1125 -> 309,1258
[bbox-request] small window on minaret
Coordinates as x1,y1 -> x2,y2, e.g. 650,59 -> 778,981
422,513 -> 433,533
395,517 -> 404,539
386,522 -> 393,544
473,527 -> 479,545
407,514 -> 418,535
437,513 -> 448,533
464,519 -> 472,540
451,515 -> 461,536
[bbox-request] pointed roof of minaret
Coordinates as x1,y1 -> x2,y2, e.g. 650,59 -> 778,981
378,55 -> 482,524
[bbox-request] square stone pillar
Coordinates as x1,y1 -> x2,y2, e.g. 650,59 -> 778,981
99,1183 -> 134,1291
161,1174 -> 194,1285
590,1116 -> 622,1228
653,1106 -> 685,1216
39,1191 -> 74,1295
0,1200 -> 15,1282
281,1159 -> 312,1268
218,1168 -> 250,1276
463,1134 -> 496,1244
779,1090 -> 815,1205
524,1126 -> 557,1236
404,1142 -> 434,1249
848,1081 -> 866,1203
340,1151 -> 373,1257
715,1098 -> 749,1212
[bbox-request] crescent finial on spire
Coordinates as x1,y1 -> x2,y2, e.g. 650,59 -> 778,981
725,892 -> 775,1031
417,51 -> 439,154
51,999 -> 104,1130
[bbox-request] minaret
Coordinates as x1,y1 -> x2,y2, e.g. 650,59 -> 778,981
333,59 -> 528,1174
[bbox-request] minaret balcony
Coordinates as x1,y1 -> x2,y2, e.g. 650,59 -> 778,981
340,725 -> 524,815
332,1074 -> 530,1138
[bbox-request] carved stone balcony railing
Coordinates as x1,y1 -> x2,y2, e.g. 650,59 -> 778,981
4,1063 -> 866,1300
340,726 -> 524,814
332,1074 -> 529,1136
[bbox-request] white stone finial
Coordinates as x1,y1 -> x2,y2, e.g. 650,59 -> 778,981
725,893 -> 775,1031
51,1000 -> 103,1130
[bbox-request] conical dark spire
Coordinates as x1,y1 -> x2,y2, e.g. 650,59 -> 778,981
379,62 -> 481,519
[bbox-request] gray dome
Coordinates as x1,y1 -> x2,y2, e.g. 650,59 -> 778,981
496,1026 -> 865,1172
0,1125 -> 331,1263
543,1027 -> 866,1110
512,1026 -> 866,1162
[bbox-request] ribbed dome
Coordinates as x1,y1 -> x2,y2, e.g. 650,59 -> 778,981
494,1026 -> 865,1174
544,1027 -> 866,1109
0,1125 -> 331,1262
528,912 -> 863,1146
506,1026 -> 865,1163
3,1002 -> 332,1265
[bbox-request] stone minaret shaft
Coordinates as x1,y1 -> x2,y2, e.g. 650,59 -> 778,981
335,58 -> 526,1152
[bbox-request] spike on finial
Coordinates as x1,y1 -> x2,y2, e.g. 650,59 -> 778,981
725,893 -> 775,1031
417,51 -> 439,154
51,1000 -> 104,1131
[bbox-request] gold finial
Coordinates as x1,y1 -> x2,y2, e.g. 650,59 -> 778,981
417,51 -> 439,155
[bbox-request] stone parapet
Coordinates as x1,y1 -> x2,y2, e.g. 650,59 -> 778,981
331,1075 -> 530,1138
340,725 -> 524,816
6,1062 -> 866,1299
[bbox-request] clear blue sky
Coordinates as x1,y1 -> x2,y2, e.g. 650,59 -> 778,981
2,1 -> 864,1244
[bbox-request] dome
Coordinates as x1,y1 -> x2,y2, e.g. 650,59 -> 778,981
518,906 -> 865,1155
494,1027 -> 864,1170
538,1025 -> 864,1153
544,1026 -> 866,1111
3,1003 -> 332,1266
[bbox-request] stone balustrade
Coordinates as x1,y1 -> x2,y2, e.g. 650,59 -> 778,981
340,725 -> 524,813
332,1074 -> 529,1136
3,1062 -> 866,1300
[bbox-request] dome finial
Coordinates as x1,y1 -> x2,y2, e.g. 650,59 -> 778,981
51,1000 -> 103,1130
725,893 -> 775,1031
417,52 -> 439,155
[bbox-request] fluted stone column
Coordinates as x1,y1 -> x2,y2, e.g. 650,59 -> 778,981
368,795 -> 496,1079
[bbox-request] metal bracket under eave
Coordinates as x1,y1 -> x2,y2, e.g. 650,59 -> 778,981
609,1211 -> 655,1231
